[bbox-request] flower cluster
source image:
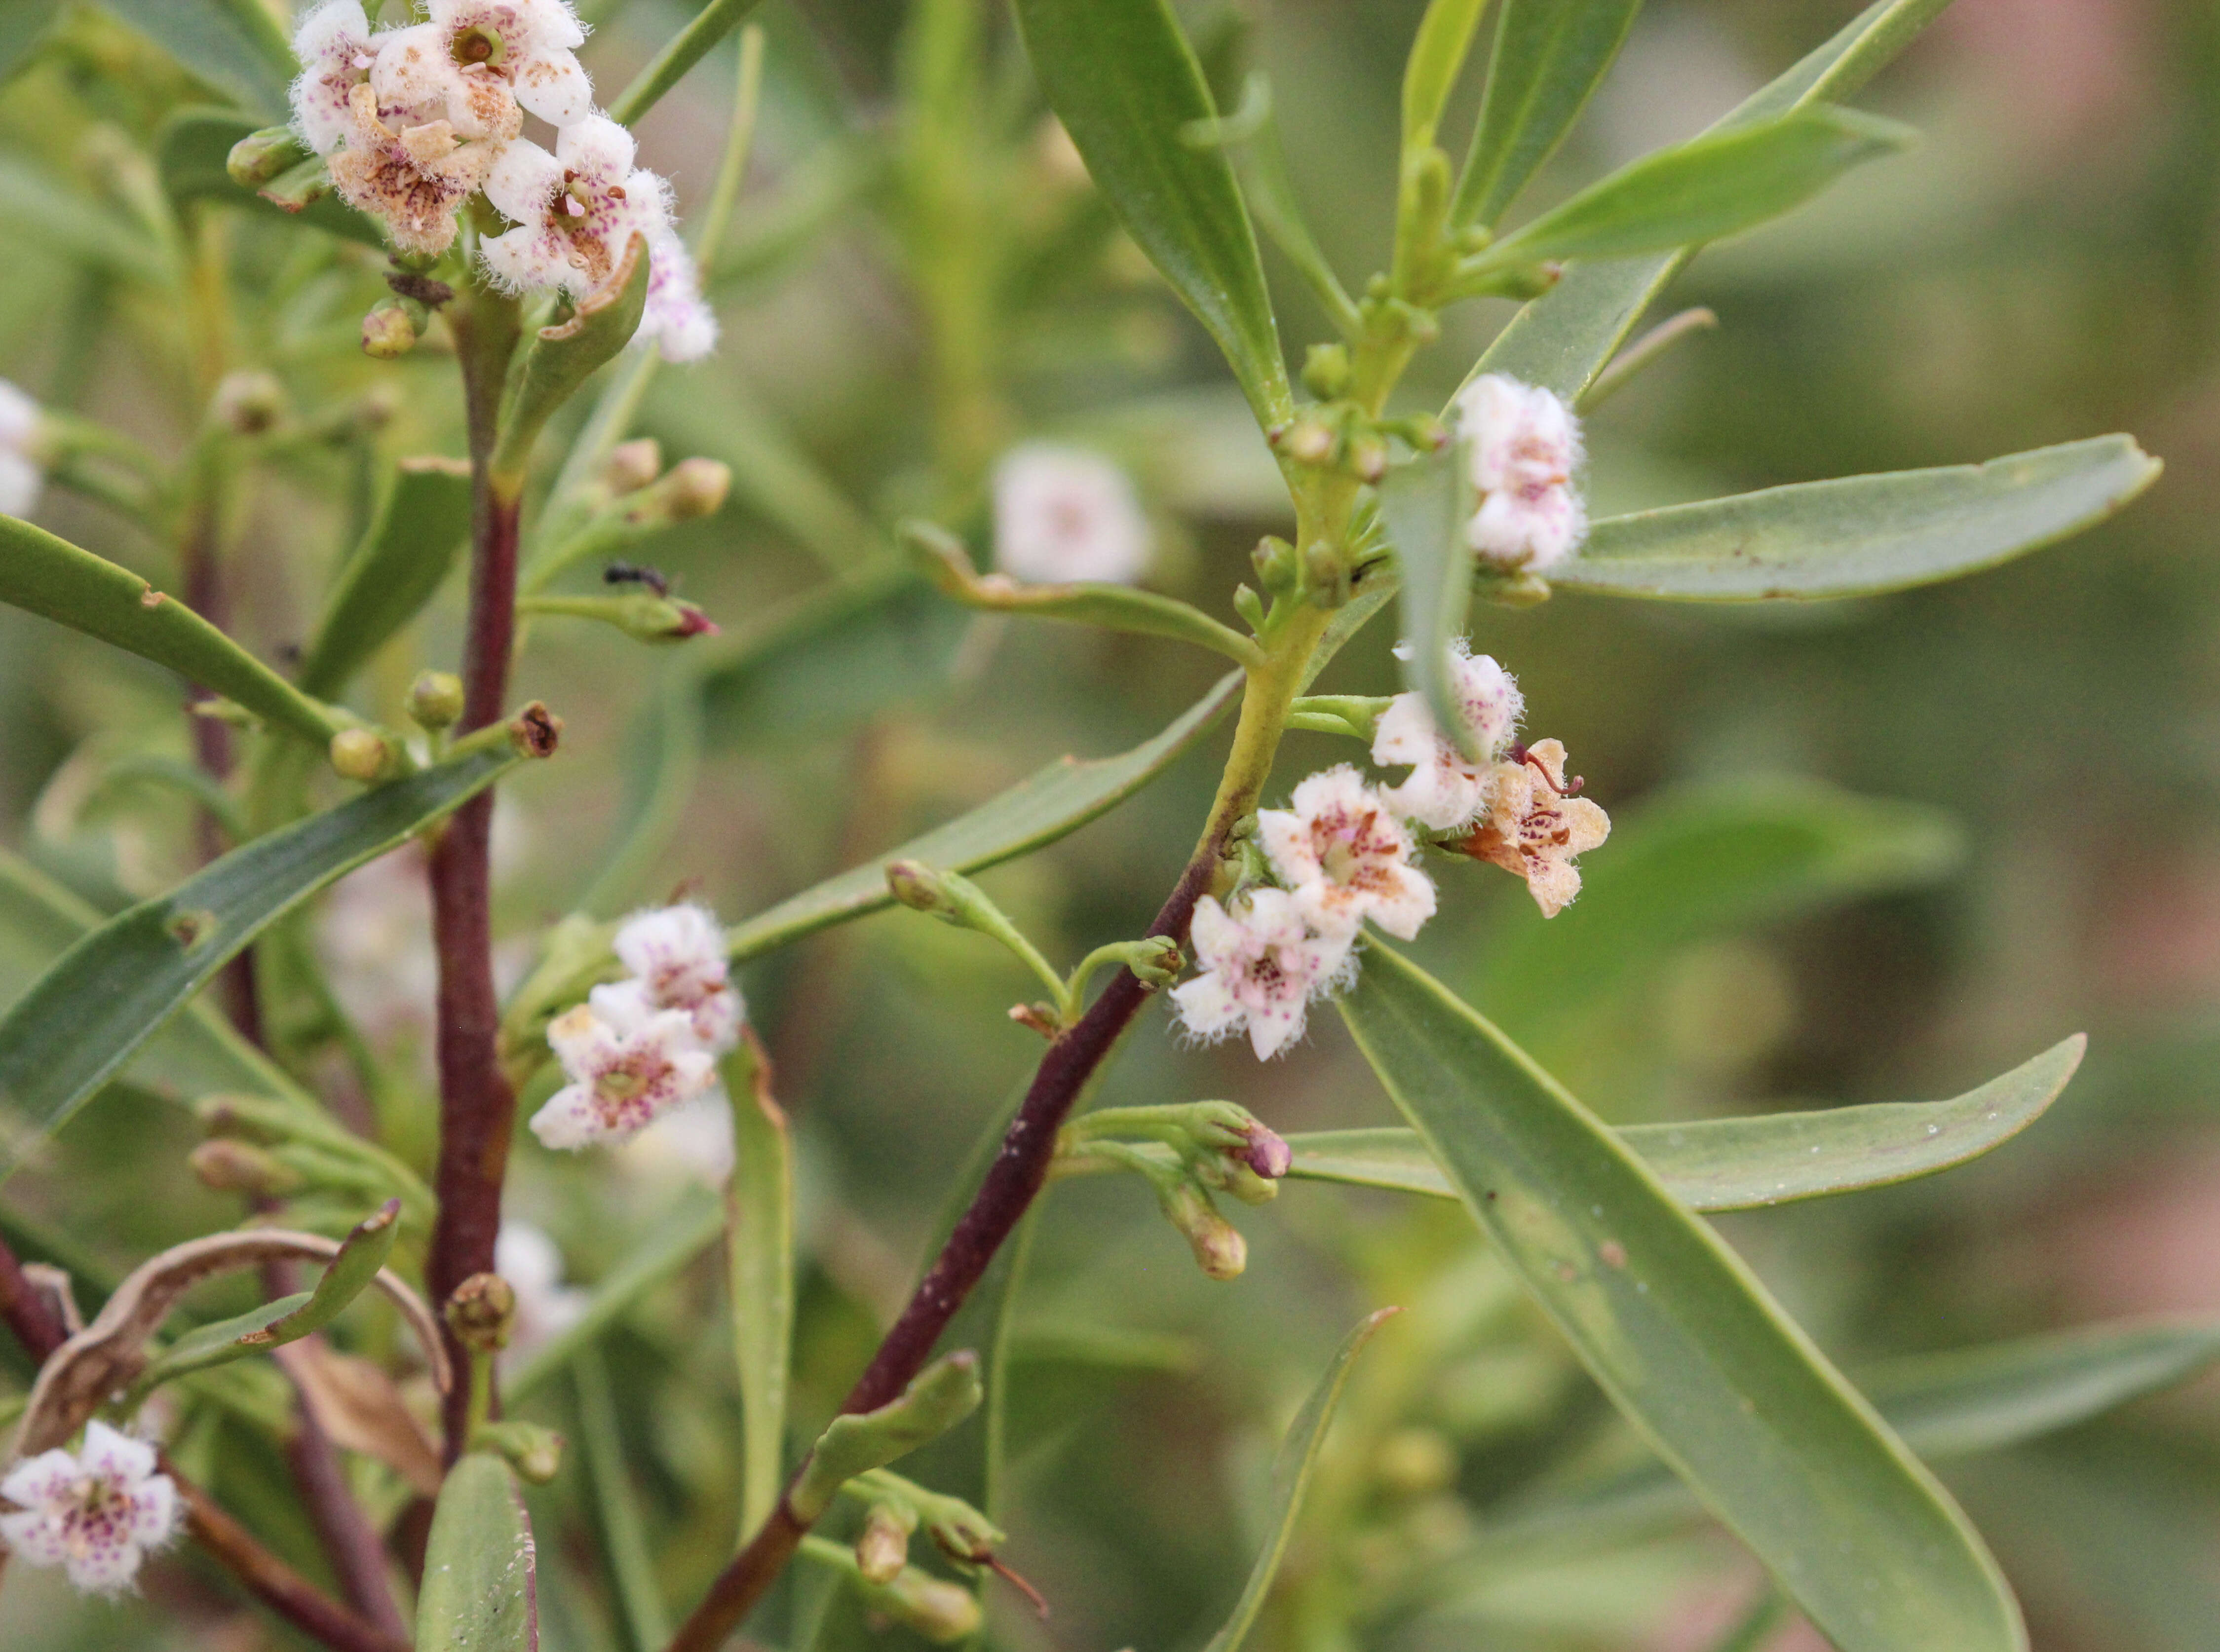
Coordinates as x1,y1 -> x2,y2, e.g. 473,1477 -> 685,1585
0,1422 -> 180,1594
1172,643 -> 1608,1059
1457,373 -> 1585,572
530,902 -> 744,1149
289,0 -> 716,359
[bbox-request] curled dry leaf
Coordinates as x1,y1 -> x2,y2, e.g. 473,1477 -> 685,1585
12,1227 -> 449,1458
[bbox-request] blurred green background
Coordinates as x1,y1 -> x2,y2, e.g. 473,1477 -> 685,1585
5,0 -> 2220,1647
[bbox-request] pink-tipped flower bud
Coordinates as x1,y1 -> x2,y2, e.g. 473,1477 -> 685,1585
1241,1121 -> 1292,1180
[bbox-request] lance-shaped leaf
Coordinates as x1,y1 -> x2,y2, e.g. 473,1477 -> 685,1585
1472,106 -> 1914,276
492,234 -> 652,485
1280,1035 -> 2080,1209
1470,0 -> 1957,403
1339,944 -> 2024,1652
904,520 -> 1263,666
297,457 -> 474,697
95,0 -> 294,118
1379,444 -> 1481,757
1201,1309 -> 1399,1652
1453,0 -> 1644,229
133,1199 -> 403,1391
0,516 -> 344,745
1554,437 -> 2160,601
418,1453 -> 539,1652
724,671 -> 1241,962
724,1032 -> 795,1539
0,745 -> 518,1175
17,1221 -> 447,1455
155,106 -> 385,245
790,1352 -> 984,1522
1402,0 -> 1491,152
1012,0 -> 1292,427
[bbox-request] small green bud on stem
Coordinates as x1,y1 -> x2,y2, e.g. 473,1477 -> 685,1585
473,1420 -> 565,1484
211,372 -> 286,438
408,670 -> 464,731
603,437 -> 663,495
361,300 -> 419,360
226,126 -> 308,188
854,1500 -> 916,1584
328,727 -> 394,783
188,1139 -> 305,1198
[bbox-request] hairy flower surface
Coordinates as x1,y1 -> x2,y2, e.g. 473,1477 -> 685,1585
1373,643 -> 1524,831
531,990 -> 716,1148
992,444 -> 1151,585
290,0 -> 383,156
606,901 -> 743,1055
1259,766 -> 1436,940
1171,890 -> 1350,1061
328,81 -> 508,257
1459,739 -> 1610,917
640,228 -> 719,362
1458,373 -> 1585,571
495,1221 -> 588,1364
373,0 -> 591,132
0,1423 -> 179,1595
481,114 -> 669,299
0,379 -> 44,517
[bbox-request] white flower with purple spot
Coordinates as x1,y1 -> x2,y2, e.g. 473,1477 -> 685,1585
373,0 -> 591,135
1373,642 -> 1525,831
1170,889 -> 1351,1061
530,990 -> 716,1149
290,0 -> 383,157
1457,373 -> 1586,571
605,901 -> 743,1056
1258,765 -> 1436,941
0,1422 -> 179,1595
479,114 -> 671,300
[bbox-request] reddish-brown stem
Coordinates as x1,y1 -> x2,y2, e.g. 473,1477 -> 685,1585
0,1236 -> 400,1652
425,283 -> 525,1458
663,833 -> 1229,1652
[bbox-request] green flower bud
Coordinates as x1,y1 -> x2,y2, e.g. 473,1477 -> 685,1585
226,125 -> 308,188
407,670 -> 464,731
328,727 -> 393,783
1158,1178 -> 1245,1280
869,1568 -> 982,1644
361,300 -> 418,360
445,1272 -> 517,1354
619,456 -> 731,527
602,437 -> 662,495
855,1501 -> 916,1585
474,1421 -> 565,1484
188,1139 -> 305,1198
211,371 -> 286,437
1250,535 -> 1299,595
1301,341 -> 1352,400
885,860 -> 962,922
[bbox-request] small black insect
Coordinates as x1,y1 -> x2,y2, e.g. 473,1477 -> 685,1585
603,561 -> 671,598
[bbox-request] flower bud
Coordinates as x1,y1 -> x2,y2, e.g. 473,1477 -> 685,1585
620,456 -> 731,528
1250,535 -> 1299,594
1348,433 -> 1388,483
508,701 -> 563,759
1375,1427 -> 1457,1498
1159,1179 -> 1245,1280
613,592 -> 719,641
227,125 -> 308,188
602,438 -> 662,495
212,372 -> 286,437
328,727 -> 393,783
872,1568 -> 983,1644
1304,540 -> 1351,608
361,300 -> 418,360
1240,1120 -> 1292,1180
1277,418 -> 1335,466
445,1272 -> 517,1353
259,156 -> 334,213
474,1420 -> 565,1484
855,1501 -> 917,1585
1301,341 -> 1352,401
188,1139 -> 304,1197
407,670 -> 464,731
885,860 -> 961,922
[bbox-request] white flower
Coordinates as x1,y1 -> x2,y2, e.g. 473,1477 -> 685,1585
991,444 -> 1151,586
1258,766 -> 1436,941
1170,890 -> 1351,1061
480,114 -> 671,300
0,379 -> 45,518
494,1221 -> 587,1366
612,1086 -> 736,1188
1457,373 -> 1585,571
372,0 -> 591,134
327,80 -> 509,257
607,901 -> 743,1055
530,991 -> 716,1149
0,1422 -> 179,1595
1373,642 -> 1525,832
1456,739 -> 1610,918
289,0 -> 382,157
639,228 -> 719,362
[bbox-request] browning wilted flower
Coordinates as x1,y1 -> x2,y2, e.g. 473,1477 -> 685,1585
604,901 -> 744,1055
1454,738 -> 1610,917
992,443 -> 1151,585
0,1422 -> 179,1595
531,990 -> 717,1149
1171,889 -> 1351,1061
1458,373 -> 1585,571
480,114 -> 670,300
327,81 -> 509,257
373,0 -> 592,133
1373,642 -> 1525,831
1259,765 -> 1437,940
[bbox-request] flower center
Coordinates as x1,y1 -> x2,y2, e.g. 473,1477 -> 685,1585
451,25 -> 505,68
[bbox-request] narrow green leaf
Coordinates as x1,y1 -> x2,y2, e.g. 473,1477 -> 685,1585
723,1040 -> 794,1541
0,516 -> 343,746
1454,0 -> 1644,228
1379,444 -> 1480,757
1281,1035 -> 2080,1209
417,1453 -> 538,1652
0,746 -> 518,1178
1012,0 -> 1293,426
298,457 -> 474,698
1340,945 -> 2023,1652
153,106 -> 385,246
1007,1318 -> 1196,1373
1468,0 -> 1956,402
94,0 -> 293,117
1477,107 -> 1914,272
1403,0 -> 1492,151
1200,1309 -> 1398,1652
574,1344 -> 670,1652
1556,437 -> 2161,601
606,0 -> 767,127
724,670 -> 1241,963
505,1188 -> 723,1405
493,235 -> 654,482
